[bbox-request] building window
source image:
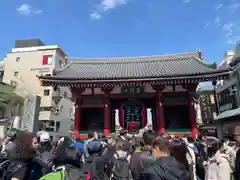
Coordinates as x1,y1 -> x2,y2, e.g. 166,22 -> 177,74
10,80 -> 17,88
42,55 -> 53,65
59,60 -> 63,67
16,57 -> 20,62
217,86 -> 237,113
41,120 -> 55,132
40,120 -> 60,132
43,89 -> 50,96
63,92 -> 67,98
60,106 -> 63,112
70,108 -> 73,117
55,122 -> 60,132
14,71 -> 19,77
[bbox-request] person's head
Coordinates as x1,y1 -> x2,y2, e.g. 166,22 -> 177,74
183,133 -> 194,143
119,129 -> 128,136
55,141 -> 81,167
93,132 -> 99,140
234,126 -> 240,145
170,138 -> 189,170
208,140 -> 222,157
151,136 -> 170,159
115,139 -> 130,152
9,131 -> 38,160
88,133 -> 94,139
7,133 -> 16,142
39,131 -> 51,145
6,128 -> 19,142
223,136 -> 231,148
107,137 -> 117,146
229,141 -> 236,149
142,130 -> 157,146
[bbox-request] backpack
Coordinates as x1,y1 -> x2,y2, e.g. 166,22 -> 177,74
87,140 -> 101,155
39,166 -> 70,180
4,160 -> 43,180
111,153 -> 131,180
0,160 -> 10,178
80,154 -> 106,180
34,151 -> 55,175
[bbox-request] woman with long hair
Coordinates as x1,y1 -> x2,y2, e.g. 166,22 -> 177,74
6,131 -> 42,180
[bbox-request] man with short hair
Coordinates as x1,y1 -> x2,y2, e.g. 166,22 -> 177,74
130,130 -> 157,180
140,136 -> 190,180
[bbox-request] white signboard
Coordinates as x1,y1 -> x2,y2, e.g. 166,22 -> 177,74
21,95 -> 41,132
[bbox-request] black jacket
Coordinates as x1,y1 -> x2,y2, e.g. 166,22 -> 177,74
235,149 -> 240,180
130,146 -> 155,180
140,156 -> 190,180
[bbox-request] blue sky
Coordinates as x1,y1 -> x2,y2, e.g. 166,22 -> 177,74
0,0 -> 239,64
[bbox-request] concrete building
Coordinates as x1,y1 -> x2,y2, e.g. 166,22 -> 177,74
200,44 -> 240,139
215,50 -> 238,114
217,51 -> 235,87
2,39 -> 73,136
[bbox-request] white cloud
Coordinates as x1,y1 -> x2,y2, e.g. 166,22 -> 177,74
229,3 -> 240,12
215,4 -> 222,11
222,22 -> 240,44
101,0 -> 127,11
204,22 -> 211,29
16,4 -> 42,16
90,12 -> 101,20
90,0 -> 128,20
227,40 -> 233,44
182,0 -> 191,4
214,16 -> 221,28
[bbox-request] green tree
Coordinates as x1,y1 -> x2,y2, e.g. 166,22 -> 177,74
0,82 -> 24,125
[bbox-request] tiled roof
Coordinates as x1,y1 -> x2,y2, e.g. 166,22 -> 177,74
41,52 -> 231,81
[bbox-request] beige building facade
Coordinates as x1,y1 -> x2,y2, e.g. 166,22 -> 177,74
2,40 -> 73,136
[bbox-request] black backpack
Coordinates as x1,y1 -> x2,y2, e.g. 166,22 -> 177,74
111,153 -> 131,180
4,161 -> 43,180
34,151 -> 55,175
0,160 -> 10,178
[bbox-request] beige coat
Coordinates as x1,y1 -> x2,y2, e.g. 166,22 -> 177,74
205,151 -> 233,180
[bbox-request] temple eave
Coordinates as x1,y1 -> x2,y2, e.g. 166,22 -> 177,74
39,71 -> 231,87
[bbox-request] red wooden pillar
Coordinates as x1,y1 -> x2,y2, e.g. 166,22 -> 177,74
157,92 -> 165,134
104,96 -> 110,136
74,100 -> 81,139
188,93 -> 198,140
102,87 -> 113,136
71,88 -> 85,140
152,85 -> 165,134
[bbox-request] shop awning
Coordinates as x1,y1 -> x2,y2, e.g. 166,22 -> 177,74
215,108 -> 240,120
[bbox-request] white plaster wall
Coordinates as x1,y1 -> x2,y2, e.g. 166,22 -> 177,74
82,88 -> 92,95
175,85 -> 187,92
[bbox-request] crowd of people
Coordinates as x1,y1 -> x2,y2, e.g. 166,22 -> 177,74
0,128 -> 239,180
